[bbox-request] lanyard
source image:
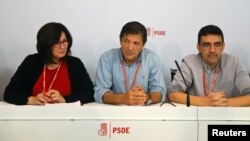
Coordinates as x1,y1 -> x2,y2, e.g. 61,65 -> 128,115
203,66 -> 220,96
121,62 -> 141,92
43,62 -> 62,93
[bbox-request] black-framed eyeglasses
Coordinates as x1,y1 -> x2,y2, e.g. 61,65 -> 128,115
54,40 -> 68,48
201,42 -> 223,49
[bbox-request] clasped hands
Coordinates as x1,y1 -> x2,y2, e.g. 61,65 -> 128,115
27,89 -> 65,105
207,91 -> 227,106
125,85 -> 149,106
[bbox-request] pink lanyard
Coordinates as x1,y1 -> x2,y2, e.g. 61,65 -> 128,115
203,66 -> 220,96
121,62 -> 141,92
43,62 -> 62,93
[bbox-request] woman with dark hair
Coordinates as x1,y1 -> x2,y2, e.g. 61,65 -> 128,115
4,22 -> 94,105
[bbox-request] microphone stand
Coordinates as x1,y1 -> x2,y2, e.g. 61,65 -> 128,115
175,60 -> 190,107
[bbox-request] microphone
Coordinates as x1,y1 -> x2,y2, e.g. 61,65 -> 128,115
174,60 -> 190,107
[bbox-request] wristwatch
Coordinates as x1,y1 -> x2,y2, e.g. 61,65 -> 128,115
145,98 -> 152,105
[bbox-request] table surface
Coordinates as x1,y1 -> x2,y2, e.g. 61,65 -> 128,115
0,101 -> 197,120
1,101 -> 250,141
1,101 -> 250,121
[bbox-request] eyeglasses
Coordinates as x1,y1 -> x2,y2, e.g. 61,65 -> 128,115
201,42 -> 223,49
54,40 -> 68,48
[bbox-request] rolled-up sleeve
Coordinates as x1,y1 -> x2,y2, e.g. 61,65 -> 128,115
94,54 -> 113,103
148,54 -> 167,102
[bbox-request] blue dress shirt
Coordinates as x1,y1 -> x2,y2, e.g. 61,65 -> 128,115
94,48 -> 166,103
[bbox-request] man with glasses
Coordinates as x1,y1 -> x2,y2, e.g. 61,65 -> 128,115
94,21 -> 166,105
168,25 -> 250,106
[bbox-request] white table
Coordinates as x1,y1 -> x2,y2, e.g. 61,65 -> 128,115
0,102 -> 197,141
1,102 -> 249,141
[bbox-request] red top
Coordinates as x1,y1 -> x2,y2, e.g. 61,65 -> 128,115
32,61 -> 71,96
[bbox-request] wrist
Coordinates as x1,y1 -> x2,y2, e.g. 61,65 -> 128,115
145,96 -> 152,105
27,96 -> 33,105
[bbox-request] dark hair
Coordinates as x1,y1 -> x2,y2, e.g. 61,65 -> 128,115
198,25 -> 224,44
36,22 -> 72,64
119,21 -> 147,45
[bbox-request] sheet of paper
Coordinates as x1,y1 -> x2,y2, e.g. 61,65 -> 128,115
45,101 -> 81,106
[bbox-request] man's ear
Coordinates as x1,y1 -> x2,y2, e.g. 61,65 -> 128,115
221,43 -> 225,52
197,43 -> 201,53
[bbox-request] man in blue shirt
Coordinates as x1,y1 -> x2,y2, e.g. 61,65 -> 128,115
94,21 -> 166,105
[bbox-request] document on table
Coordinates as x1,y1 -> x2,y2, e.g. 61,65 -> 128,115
45,101 -> 81,106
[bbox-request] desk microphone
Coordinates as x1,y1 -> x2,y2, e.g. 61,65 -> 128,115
174,60 -> 190,107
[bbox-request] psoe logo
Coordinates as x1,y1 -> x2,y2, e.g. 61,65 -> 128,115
98,123 -> 108,136
147,27 -> 166,38
98,122 -> 131,138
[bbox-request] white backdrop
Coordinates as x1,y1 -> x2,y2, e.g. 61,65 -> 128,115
0,0 -> 250,100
